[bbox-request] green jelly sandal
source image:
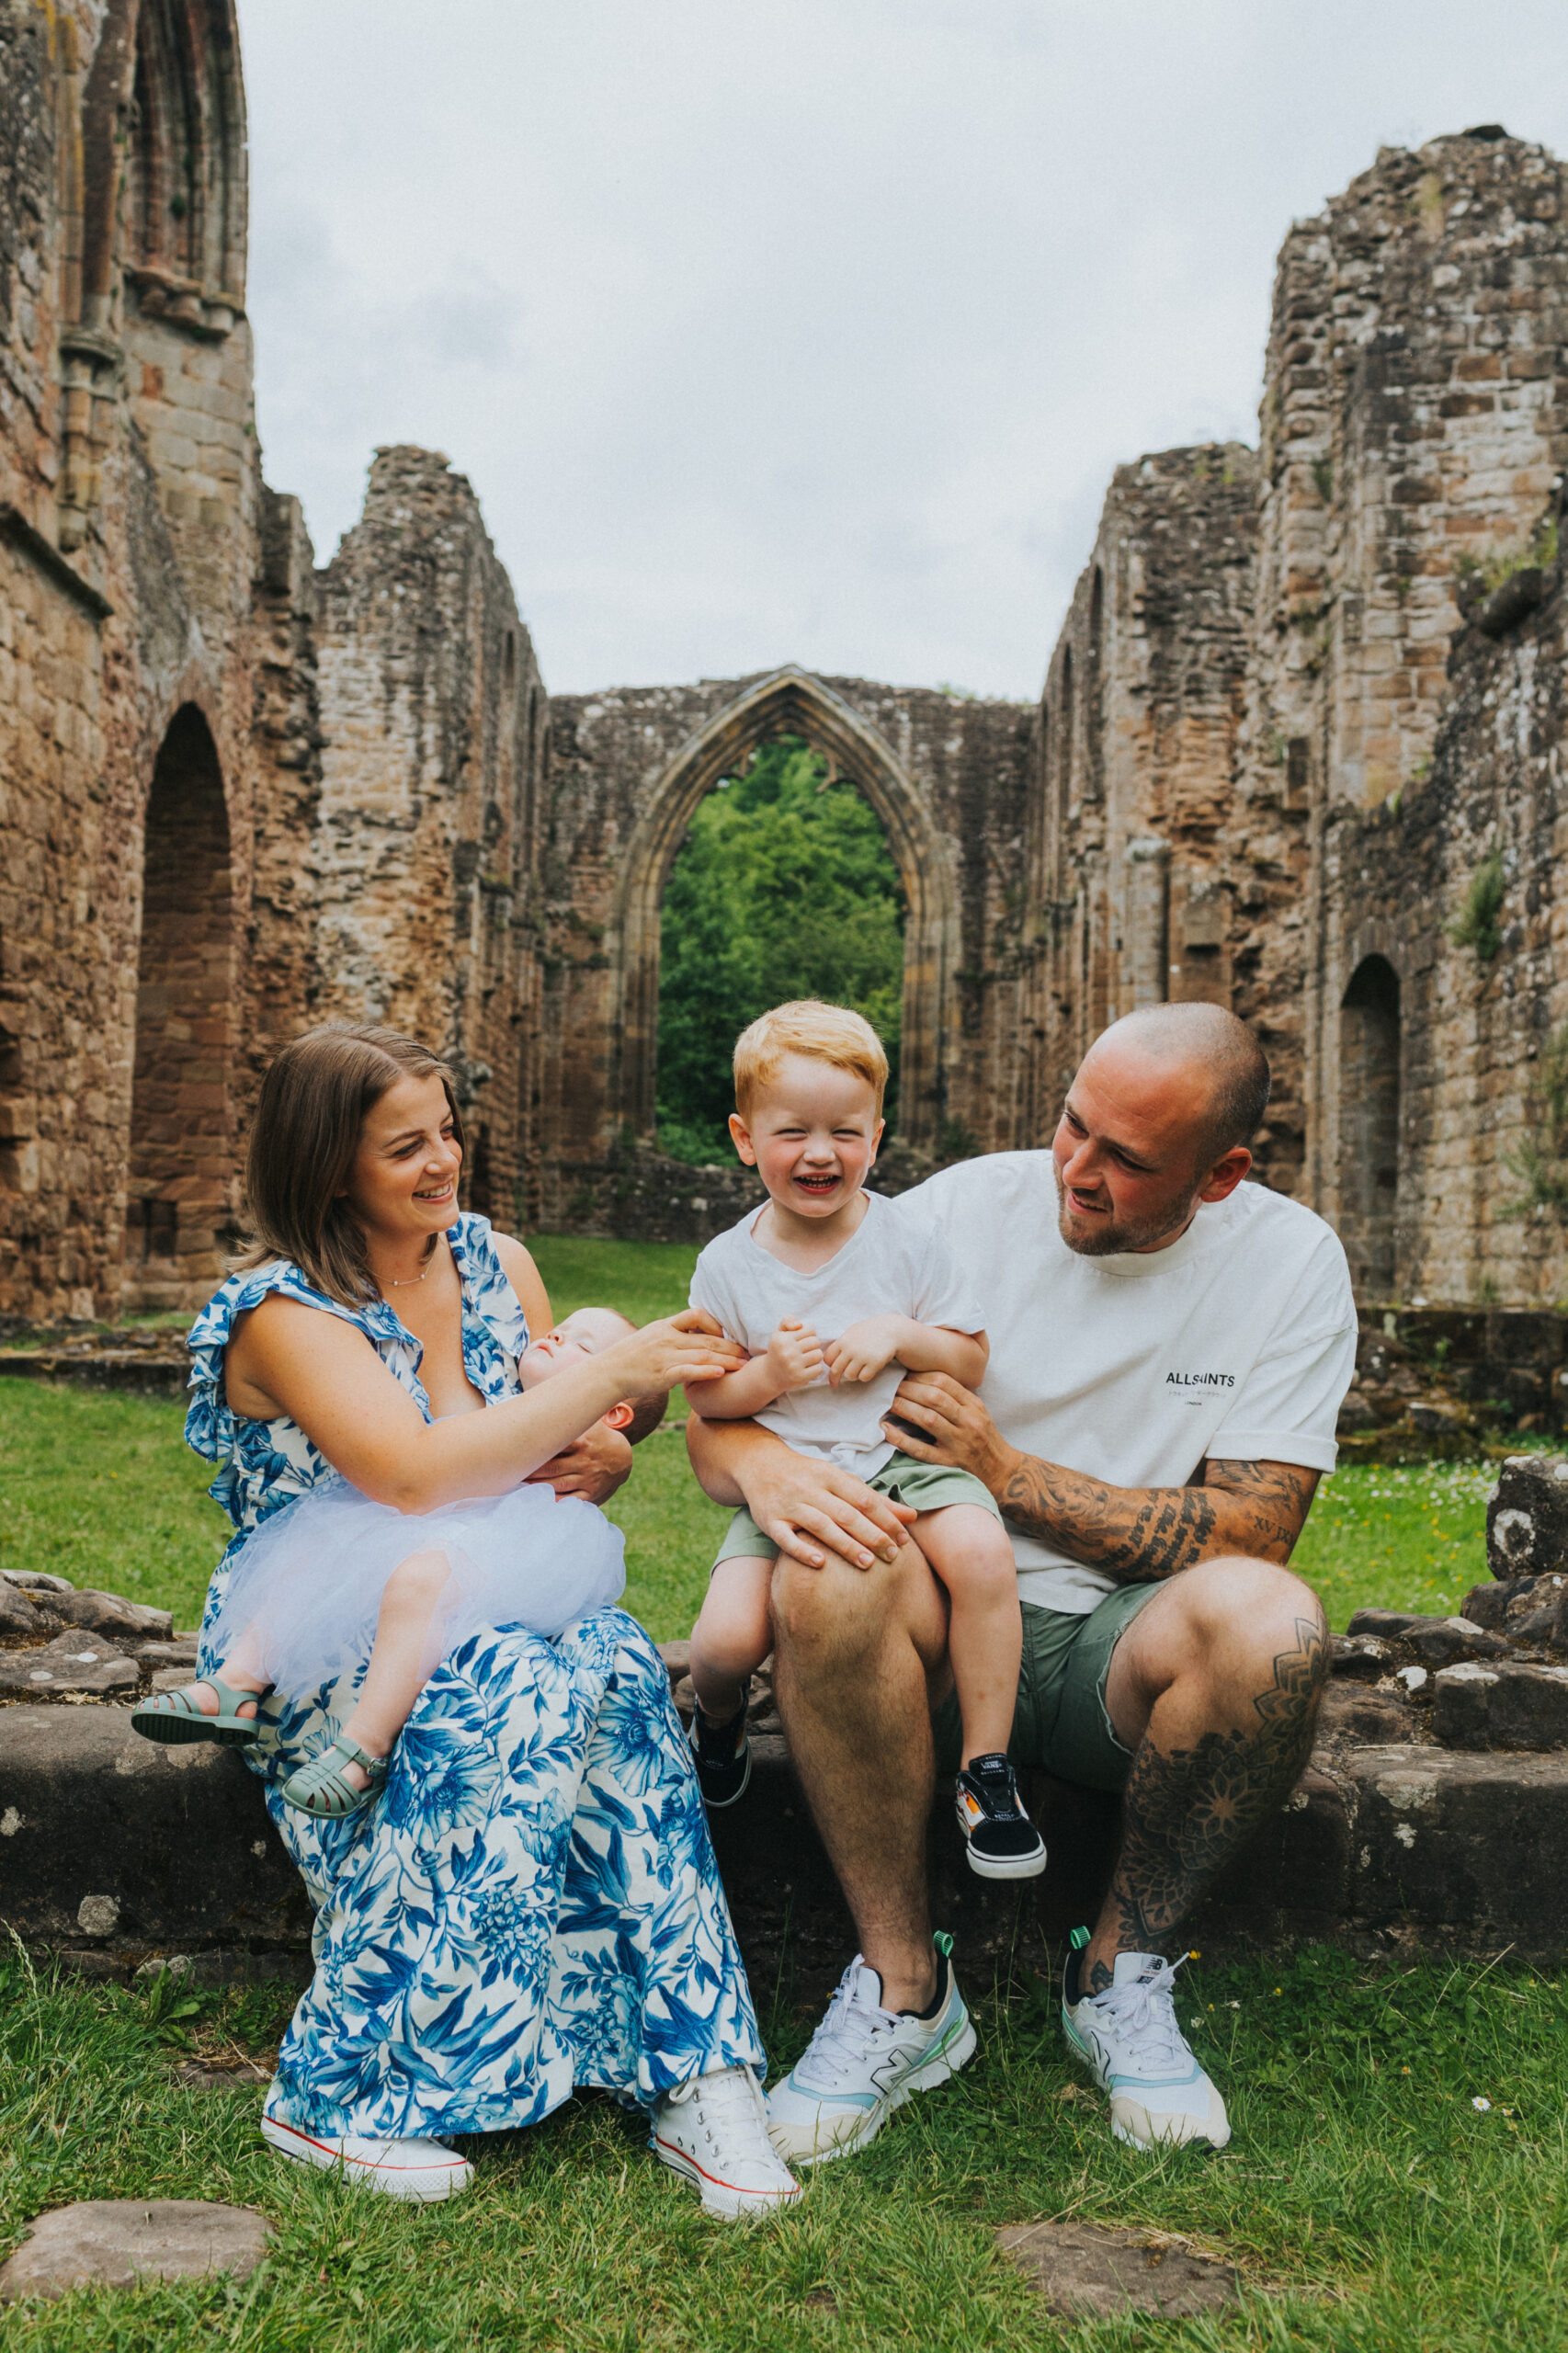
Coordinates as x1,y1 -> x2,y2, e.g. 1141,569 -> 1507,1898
131,1677 -> 262,1748
280,1735 -> 389,1820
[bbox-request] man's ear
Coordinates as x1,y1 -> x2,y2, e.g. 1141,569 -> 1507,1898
1198,1145 -> 1253,1205
728,1111 -> 757,1166
604,1400 -> 635,1432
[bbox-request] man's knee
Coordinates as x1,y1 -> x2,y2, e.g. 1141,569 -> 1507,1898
1141,1557 -> 1328,1697
772,1540 -> 935,1669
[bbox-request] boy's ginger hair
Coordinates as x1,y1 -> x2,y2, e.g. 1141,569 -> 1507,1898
733,1000 -> 889,1120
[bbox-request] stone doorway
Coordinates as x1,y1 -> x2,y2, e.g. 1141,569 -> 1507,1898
608,668 -> 960,1156
122,706 -> 236,1313
1338,953 -> 1401,1301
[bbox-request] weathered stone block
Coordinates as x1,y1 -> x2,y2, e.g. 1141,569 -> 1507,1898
50,1589 -> 174,1641
0,1635 -> 137,1695
1487,1457 -> 1568,1579
1434,1659 -> 1568,1750
1347,1745 -> 1568,1943
0,2202 -> 270,2302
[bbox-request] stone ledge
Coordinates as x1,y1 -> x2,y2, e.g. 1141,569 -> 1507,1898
8,1700 -> 1568,1999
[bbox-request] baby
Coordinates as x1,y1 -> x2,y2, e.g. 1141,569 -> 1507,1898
683,999 -> 1044,1880
133,1307 -> 656,1815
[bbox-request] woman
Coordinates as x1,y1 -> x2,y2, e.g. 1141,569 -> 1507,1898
175,1022 -> 800,2218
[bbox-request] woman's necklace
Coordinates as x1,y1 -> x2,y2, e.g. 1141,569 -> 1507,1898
386,1237 -> 440,1289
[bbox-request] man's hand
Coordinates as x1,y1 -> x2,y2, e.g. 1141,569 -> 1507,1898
526,1419 -> 633,1505
765,1318 -> 825,1393
737,1448 -> 915,1572
885,1370 -> 1014,1487
825,1314 -> 907,1388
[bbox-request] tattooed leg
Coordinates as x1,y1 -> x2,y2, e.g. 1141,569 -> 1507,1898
1085,1560 -> 1327,1990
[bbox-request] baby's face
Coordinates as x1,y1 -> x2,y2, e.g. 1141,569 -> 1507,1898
519,1306 -> 635,1390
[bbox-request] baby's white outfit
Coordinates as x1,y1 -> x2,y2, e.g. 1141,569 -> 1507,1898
687,1189 -> 985,1472
208,1482 -> 626,1704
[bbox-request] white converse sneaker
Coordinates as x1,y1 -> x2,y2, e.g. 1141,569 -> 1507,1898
765,1932 -> 976,2167
1060,1929 -> 1231,2151
261,2110 -> 473,2200
651,2064 -> 803,2220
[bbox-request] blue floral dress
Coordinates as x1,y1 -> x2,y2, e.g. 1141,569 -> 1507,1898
186,1213 -> 763,2141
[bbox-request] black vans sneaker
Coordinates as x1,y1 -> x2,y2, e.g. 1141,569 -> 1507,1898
954,1754 -> 1047,1879
689,1701 -> 752,1809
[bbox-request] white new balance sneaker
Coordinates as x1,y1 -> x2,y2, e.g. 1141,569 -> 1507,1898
261,2110 -> 473,2200
1060,1928 -> 1231,2151
765,1932 -> 976,2167
651,2064 -> 803,2220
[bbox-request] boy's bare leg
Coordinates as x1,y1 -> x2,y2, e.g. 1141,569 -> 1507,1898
689,1555 -> 777,1722
336,1548 -> 454,1790
910,1506 -> 1021,1768
770,1535 -> 949,2013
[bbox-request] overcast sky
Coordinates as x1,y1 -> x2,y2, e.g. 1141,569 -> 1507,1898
236,2 -> 1568,701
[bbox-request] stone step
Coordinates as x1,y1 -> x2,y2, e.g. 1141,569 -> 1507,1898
6,1701 -> 1568,1999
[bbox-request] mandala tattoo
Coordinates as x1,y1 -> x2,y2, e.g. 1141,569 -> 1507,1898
1088,1611 -> 1327,1990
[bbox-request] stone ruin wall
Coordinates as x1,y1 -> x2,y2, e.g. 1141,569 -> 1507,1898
4,8 -> 1568,1327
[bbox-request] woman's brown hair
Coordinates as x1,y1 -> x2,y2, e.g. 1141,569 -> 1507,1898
234,1025 -> 465,1306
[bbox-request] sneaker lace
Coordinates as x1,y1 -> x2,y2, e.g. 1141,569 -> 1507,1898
666,2065 -> 773,2154
1091,1954 -> 1190,2074
795,1961 -> 898,2090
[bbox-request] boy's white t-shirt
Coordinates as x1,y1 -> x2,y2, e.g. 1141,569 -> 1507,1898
688,1189 -> 985,1476
895,1153 -> 1358,1615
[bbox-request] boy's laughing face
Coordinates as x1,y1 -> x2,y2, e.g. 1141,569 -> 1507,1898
729,1054 -> 883,1222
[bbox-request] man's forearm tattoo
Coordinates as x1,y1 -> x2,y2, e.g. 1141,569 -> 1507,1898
996,1455 -> 1318,1581
1089,1611 -> 1327,1989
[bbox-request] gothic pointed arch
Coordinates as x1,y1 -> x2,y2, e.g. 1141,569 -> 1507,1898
608,667 -> 960,1151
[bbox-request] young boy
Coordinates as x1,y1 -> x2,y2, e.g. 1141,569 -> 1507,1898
682,999 -> 1044,1880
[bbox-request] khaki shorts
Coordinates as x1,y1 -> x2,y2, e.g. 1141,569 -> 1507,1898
932,1584 -> 1162,1791
710,1449 -> 1003,1570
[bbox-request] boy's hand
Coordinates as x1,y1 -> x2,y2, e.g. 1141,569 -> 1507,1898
824,1315 -> 906,1387
766,1319 -> 825,1392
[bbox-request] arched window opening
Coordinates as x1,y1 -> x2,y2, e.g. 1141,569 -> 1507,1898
1085,566 -> 1106,803
124,705 -> 234,1308
122,1 -> 245,322
654,735 -> 906,1164
1339,954 -> 1401,1300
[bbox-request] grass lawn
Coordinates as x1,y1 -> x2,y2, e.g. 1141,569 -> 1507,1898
4,1942 -> 1568,2348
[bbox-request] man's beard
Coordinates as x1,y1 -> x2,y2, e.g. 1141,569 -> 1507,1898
1052,1161 -> 1199,1257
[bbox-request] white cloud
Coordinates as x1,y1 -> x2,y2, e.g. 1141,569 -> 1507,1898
237,0 -> 1568,698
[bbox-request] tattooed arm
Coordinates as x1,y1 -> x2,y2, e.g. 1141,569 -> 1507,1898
886,1371 -> 1319,1580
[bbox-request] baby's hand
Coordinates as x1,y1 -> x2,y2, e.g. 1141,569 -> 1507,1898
824,1315 -> 906,1387
766,1319 -> 825,1392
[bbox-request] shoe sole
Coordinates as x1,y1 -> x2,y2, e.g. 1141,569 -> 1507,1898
131,1709 -> 258,1748
964,1843 -> 1048,1881
653,2132 -> 801,2220
771,2010 -> 979,2168
261,2114 -> 472,2200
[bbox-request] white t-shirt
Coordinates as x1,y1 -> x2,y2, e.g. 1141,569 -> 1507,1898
688,1189 -> 985,1475
898,1154 -> 1358,1614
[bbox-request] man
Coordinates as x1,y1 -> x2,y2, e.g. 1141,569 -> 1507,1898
687,1003 -> 1356,2158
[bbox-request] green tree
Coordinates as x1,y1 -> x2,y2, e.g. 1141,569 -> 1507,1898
655,737 -> 905,1163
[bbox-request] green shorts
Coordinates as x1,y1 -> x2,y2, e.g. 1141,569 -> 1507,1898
710,1449 -> 1003,1571
932,1583 -> 1162,1792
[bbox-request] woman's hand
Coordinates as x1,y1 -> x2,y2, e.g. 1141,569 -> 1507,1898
606,1308 -> 746,1400
527,1421 -> 633,1503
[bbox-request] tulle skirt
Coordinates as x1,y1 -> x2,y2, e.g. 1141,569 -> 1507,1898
206,1480 -> 628,1704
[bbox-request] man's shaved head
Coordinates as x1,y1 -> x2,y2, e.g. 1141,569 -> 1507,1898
1051,1005 -> 1271,1256
1091,1005 -> 1270,1166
